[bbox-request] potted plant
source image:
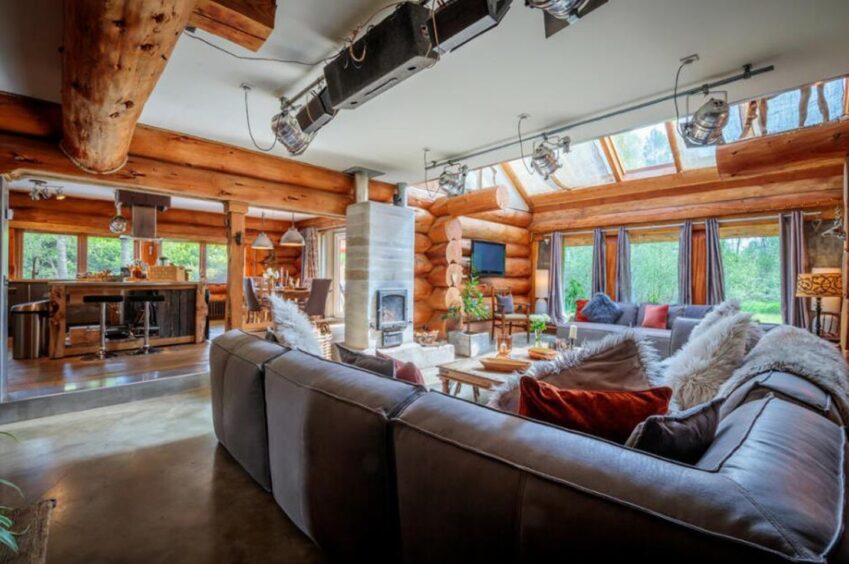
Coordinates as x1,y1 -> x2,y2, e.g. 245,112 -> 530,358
445,271 -> 493,357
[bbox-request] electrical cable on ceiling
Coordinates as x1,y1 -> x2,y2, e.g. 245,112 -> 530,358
243,86 -> 277,152
184,30 -> 333,67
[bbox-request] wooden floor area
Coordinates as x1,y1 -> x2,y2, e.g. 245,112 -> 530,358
6,323 -> 225,401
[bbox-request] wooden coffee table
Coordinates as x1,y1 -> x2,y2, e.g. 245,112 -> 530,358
438,347 -> 552,403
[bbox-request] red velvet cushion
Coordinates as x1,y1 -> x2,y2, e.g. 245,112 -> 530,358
641,304 -> 669,329
518,377 -> 672,443
376,352 -> 425,385
575,299 -> 590,322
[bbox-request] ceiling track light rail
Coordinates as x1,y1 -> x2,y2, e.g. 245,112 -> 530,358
426,62 -> 774,170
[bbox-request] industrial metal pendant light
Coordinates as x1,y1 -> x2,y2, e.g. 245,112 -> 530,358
518,114 -> 570,180
527,0 -> 584,20
279,212 -> 305,247
674,54 -> 730,147
272,98 -> 312,156
252,212 -> 275,250
438,162 -> 469,197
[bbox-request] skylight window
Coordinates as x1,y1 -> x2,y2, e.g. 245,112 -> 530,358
552,140 -> 614,188
505,158 -> 558,195
673,121 -> 717,169
610,123 -> 675,177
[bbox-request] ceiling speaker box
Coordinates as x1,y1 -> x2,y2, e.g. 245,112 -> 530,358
323,2 -> 438,110
427,0 -> 513,54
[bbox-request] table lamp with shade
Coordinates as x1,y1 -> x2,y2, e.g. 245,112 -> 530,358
795,271 -> 843,336
534,270 -> 549,314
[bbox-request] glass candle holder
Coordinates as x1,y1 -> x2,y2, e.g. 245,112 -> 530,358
496,334 -> 513,357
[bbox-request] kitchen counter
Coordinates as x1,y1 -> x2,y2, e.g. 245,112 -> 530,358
47,281 -> 208,358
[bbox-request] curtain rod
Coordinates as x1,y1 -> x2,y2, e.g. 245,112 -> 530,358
551,211 -> 824,237
427,63 -> 775,170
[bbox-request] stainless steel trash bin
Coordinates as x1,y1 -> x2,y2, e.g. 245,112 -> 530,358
11,300 -> 50,360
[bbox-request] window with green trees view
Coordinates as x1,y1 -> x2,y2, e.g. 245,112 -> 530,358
87,236 -> 124,274
631,240 -> 679,304
161,240 -> 200,281
22,232 -> 78,279
205,244 -> 227,282
563,244 -> 592,314
720,236 -> 781,324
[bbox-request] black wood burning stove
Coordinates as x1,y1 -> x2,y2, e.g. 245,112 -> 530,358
377,289 -> 408,347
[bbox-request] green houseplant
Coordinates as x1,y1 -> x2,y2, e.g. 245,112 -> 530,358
442,271 -> 489,333
529,313 -> 551,347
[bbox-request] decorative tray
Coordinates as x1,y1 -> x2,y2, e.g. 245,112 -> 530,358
479,356 -> 532,373
528,347 -> 557,361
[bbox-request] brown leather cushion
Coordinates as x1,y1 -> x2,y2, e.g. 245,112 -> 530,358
626,397 -> 723,463
519,377 -> 672,443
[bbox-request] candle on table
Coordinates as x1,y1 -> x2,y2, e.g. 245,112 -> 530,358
569,325 -> 578,340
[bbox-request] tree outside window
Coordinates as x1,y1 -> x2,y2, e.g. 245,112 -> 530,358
205,244 -> 227,282
161,240 -> 201,281
720,236 -> 781,324
563,244 -> 592,314
631,241 -> 679,304
87,236 -> 124,274
22,232 -> 78,279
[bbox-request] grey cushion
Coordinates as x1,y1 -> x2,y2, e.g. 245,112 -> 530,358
265,350 -> 421,562
666,305 -> 687,330
683,304 -> 713,319
614,303 -> 638,327
496,293 -> 514,314
581,293 -> 622,324
210,329 -> 289,491
626,398 -> 724,464
335,343 -> 395,378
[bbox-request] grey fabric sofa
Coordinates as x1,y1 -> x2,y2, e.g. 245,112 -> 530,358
557,303 -> 714,358
210,330 -> 849,563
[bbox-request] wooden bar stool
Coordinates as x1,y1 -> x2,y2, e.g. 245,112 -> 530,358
128,293 -> 165,355
82,295 -> 125,360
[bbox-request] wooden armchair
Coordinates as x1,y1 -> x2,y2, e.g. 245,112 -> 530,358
490,288 -> 530,341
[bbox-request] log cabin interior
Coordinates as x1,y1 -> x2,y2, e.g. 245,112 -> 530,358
1,1 -> 849,562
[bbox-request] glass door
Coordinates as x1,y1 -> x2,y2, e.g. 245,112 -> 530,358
332,231 -> 346,319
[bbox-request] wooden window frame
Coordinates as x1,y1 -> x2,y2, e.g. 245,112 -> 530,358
19,230 -> 81,280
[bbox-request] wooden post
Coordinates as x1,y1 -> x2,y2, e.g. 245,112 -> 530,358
225,201 -> 248,331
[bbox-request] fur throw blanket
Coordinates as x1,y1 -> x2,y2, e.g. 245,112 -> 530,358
268,295 -> 321,356
717,325 -> 849,421
487,330 -> 664,413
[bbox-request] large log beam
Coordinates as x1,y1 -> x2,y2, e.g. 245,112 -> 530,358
61,0 -> 196,174
429,185 -> 508,217
717,118 -> 849,179
0,91 -> 375,198
0,133 -> 351,216
468,208 -> 533,228
189,0 -> 276,52
457,216 -> 530,245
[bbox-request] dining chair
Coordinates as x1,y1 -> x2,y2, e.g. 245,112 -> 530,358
303,278 -> 332,319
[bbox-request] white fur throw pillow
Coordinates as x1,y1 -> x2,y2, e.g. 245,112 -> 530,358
268,295 -> 321,355
665,312 -> 752,410
689,299 -> 762,353
487,330 -> 663,413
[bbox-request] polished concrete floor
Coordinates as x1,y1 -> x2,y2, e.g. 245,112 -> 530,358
0,388 -> 323,563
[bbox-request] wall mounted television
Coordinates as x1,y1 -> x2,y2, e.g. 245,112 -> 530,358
470,240 -> 506,276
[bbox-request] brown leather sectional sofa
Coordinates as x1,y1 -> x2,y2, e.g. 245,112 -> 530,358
210,330 -> 849,563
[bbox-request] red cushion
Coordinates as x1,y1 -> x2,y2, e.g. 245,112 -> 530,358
641,304 -> 669,329
518,377 -> 672,443
376,352 -> 425,385
575,299 -> 590,322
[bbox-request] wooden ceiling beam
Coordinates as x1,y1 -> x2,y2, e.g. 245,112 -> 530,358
665,121 -> 683,173
0,133 -> 350,216
598,136 -> 624,183
189,0 -> 276,52
716,117 -> 849,179
500,162 -> 533,211
61,0 -> 196,174
0,91 -> 403,202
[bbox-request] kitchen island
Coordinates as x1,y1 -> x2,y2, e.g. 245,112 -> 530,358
48,281 -> 207,359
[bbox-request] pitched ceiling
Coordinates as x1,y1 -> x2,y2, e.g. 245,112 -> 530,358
1,0 -> 848,184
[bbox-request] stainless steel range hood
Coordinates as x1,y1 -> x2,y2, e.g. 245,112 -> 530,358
116,190 -> 171,240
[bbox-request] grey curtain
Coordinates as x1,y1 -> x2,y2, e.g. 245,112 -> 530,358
615,227 -> 631,302
591,228 -> 606,295
780,211 -> 810,328
678,220 -> 693,304
302,227 -> 320,287
547,232 -> 566,325
705,218 -> 726,304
